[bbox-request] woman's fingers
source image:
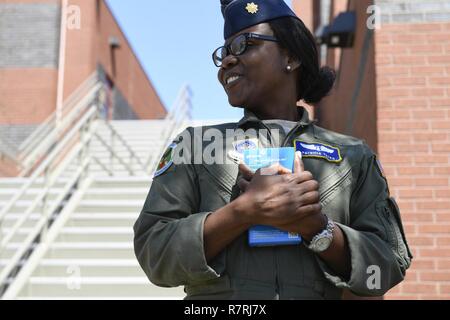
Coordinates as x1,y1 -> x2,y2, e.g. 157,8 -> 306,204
239,162 -> 254,180
287,171 -> 315,186
294,151 -> 304,173
237,178 -> 250,193
273,163 -> 293,175
298,190 -> 320,205
258,163 -> 292,176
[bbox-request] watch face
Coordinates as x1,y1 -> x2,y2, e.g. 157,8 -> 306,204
315,237 -> 332,252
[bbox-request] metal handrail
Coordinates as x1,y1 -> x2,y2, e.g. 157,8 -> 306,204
94,132 -> 137,176
0,158 -> 91,295
1,175 -> 94,299
0,98 -> 149,293
0,81 -> 191,297
145,84 -> 193,174
92,155 -> 113,176
0,106 -> 98,226
152,88 -> 191,170
103,121 -> 146,170
18,83 -> 103,177
0,106 -> 98,294
18,72 -> 98,155
0,138 -> 22,167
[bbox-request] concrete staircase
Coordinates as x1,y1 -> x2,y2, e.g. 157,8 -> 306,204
1,120 -> 188,299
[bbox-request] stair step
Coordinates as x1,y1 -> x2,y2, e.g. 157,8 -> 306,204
65,215 -> 137,228
0,120 -> 197,299
90,177 -> 152,189
56,226 -> 135,242
0,178 -> 72,189
75,200 -> 144,213
33,259 -> 145,277
1,216 -> 55,229
17,277 -> 184,298
0,200 -> 61,215
0,190 -> 61,202
82,188 -> 148,200
44,242 -> 135,259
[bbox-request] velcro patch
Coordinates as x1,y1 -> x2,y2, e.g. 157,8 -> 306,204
154,143 -> 177,178
294,140 -> 342,163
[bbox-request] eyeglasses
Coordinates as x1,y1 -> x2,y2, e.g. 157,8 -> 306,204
212,33 -> 278,67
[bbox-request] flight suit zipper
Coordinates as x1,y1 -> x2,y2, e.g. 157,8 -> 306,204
282,124 -> 304,147
257,122 -> 275,147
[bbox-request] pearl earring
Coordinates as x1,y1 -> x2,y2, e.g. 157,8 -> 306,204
286,65 -> 292,72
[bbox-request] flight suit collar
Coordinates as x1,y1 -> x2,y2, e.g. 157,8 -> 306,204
236,107 -> 313,129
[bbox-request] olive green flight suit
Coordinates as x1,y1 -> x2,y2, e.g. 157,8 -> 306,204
133,108 -> 412,300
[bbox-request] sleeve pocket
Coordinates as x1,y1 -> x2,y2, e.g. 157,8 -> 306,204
376,198 -> 413,270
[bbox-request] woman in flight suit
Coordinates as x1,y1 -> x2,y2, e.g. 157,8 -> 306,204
134,0 -> 412,299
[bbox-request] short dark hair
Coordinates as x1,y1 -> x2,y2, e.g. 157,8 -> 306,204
269,17 -> 336,104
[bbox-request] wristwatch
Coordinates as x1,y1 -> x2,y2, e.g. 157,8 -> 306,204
305,216 -> 335,253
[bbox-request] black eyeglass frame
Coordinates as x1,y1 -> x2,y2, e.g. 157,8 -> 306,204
212,33 -> 278,67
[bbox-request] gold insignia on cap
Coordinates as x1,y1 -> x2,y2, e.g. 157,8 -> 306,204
246,2 -> 259,14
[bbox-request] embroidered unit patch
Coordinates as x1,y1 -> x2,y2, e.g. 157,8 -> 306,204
294,140 -> 342,163
154,143 -> 177,177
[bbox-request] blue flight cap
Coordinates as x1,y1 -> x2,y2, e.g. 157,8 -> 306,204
222,0 -> 299,39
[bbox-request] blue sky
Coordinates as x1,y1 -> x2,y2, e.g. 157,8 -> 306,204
106,0 -> 292,121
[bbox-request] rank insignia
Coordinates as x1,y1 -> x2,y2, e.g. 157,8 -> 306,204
245,2 -> 259,14
154,143 -> 177,178
294,140 -> 342,163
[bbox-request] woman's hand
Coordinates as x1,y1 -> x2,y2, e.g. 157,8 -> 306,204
236,152 -> 326,241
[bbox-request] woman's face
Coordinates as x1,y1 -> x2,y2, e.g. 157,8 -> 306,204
217,23 -> 289,111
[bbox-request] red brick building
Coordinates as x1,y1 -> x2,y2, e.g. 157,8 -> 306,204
294,0 -> 450,299
0,0 -> 166,164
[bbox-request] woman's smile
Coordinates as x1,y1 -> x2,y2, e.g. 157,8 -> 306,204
225,75 -> 243,90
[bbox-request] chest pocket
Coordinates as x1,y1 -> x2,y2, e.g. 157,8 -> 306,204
319,165 -> 353,206
305,159 -> 353,225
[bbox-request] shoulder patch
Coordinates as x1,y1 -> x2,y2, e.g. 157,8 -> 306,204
154,143 -> 177,178
294,140 -> 342,163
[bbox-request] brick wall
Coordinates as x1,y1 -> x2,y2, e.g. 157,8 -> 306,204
0,0 -> 167,176
375,14 -> 450,299
63,0 -> 166,120
0,2 -> 60,67
293,0 -> 378,150
0,0 -> 60,126
0,68 -> 58,125
62,0 -> 97,101
317,0 -> 378,151
0,0 -> 166,127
